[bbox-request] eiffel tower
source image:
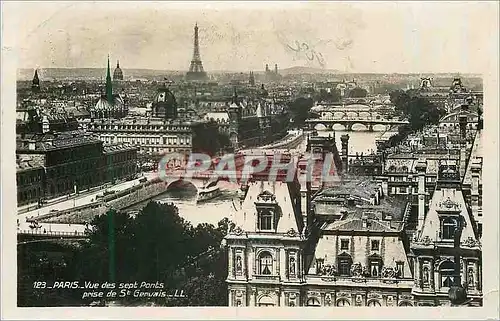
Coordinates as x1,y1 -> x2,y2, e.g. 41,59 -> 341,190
186,23 -> 208,81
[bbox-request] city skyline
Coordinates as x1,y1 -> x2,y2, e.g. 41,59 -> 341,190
6,1 -> 497,74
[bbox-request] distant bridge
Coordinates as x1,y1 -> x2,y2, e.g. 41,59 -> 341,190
305,116 -> 408,132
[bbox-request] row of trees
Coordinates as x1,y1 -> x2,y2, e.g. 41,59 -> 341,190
192,120 -> 232,156
18,202 -> 234,307
390,89 -> 446,132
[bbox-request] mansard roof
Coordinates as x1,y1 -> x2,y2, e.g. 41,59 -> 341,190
228,180 -> 304,237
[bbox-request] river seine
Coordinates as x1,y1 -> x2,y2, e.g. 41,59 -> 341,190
131,129 -> 389,226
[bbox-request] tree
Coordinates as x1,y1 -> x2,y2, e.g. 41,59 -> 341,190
192,121 -> 231,156
316,89 -> 341,103
288,97 -> 314,127
19,202 -> 235,307
389,89 -> 446,132
348,87 -> 368,98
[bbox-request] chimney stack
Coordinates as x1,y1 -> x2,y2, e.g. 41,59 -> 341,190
362,214 -> 369,228
340,134 -> 349,174
415,160 -> 427,231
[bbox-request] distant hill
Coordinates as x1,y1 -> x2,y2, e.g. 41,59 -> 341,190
279,66 -> 341,75
17,67 -> 482,82
17,68 -> 184,81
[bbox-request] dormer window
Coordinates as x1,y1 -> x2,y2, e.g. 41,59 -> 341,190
441,217 -> 457,240
340,239 -> 349,251
258,208 -> 274,230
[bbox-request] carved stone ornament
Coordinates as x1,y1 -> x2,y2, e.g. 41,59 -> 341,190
318,264 -> 337,276
325,294 -> 332,305
381,266 -> 396,278
367,292 -> 382,299
399,294 -> 413,300
230,226 -> 244,236
337,292 -> 349,298
420,235 -> 432,246
439,197 -> 460,210
462,236 -> 479,248
350,262 -> 363,277
236,290 -> 243,297
286,228 -> 298,237
257,190 -> 277,203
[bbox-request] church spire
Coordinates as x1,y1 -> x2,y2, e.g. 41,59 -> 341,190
32,68 -> 40,92
106,55 -> 113,104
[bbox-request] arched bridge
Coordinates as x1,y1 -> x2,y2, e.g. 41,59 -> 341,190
305,116 -> 408,132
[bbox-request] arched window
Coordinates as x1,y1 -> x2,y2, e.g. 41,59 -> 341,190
307,298 -> 321,307
440,260 -> 456,288
398,301 -> 413,307
367,300 -> 382,306
442,217 -> 457,240
259,252 -> 273,275
337,253 -> 352,276
258,296 -> 274,307
336,298 -> 350,307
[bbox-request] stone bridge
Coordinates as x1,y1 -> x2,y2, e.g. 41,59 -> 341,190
305,117 -> 408,132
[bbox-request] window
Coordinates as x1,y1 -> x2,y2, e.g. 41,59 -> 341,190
259,252 -> 273,275
478,223 -> 483,237
340,239 -> 349,251
368,255 -> 383,277
440,260 -> 456,288
337,253 -> 352,276
258,296 -> 274,307
399,301 -> 413,307
442,217 -> 457,240
396,261 -> 404,278
367,300 -> 381,306
307,298 -> 321,307
316,258 -> 324,274
258,209 -> 274,230
337,298 -> 350,307
371,240 -> 380,251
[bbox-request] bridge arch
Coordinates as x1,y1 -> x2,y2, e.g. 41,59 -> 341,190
165,179 -> 201,193
351,123 -> 370,131
346,111 -> 358,118
314,124 -> 328,131
372,124 -> 389,131
333,111 -> 346,119
331,123 -> 347,131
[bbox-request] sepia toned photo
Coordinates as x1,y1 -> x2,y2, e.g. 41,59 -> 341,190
2,1 -> 499,319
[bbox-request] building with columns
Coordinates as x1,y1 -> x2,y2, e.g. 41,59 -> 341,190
410,160 -> 482,306
225,172 -> 417,307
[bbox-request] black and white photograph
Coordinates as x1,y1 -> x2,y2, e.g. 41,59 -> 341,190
1,1 -> 499,319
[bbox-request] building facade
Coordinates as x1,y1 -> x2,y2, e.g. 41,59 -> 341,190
16,131 -> 138,205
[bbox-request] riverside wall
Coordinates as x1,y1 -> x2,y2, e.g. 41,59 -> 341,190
34,178 -> 170,224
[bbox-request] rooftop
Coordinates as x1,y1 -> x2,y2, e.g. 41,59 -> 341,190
103,143 -> 138,154
17,130 -> 101,152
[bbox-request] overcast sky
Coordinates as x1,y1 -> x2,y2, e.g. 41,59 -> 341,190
4,1 -> 498,73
